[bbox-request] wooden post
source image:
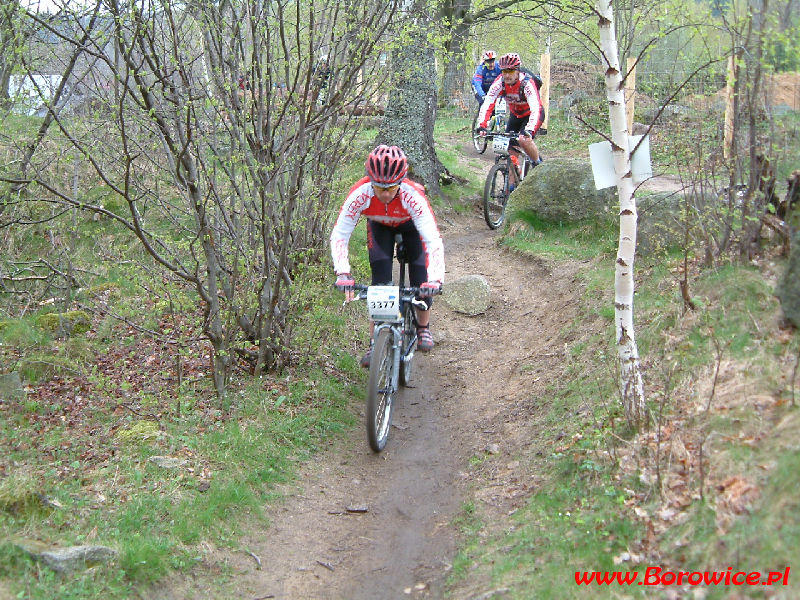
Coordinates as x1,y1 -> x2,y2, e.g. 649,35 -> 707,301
539,53 -> 551,133
724,55 -> 736,160
625,57 -> 636,133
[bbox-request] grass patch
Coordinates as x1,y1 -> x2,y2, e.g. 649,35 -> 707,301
446,200 -> 798,599
501,211 -> 617,261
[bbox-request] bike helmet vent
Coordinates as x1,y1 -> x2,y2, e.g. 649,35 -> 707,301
498,53 -> 521,70
481,50 -> 497,62
366,145 -> 408,186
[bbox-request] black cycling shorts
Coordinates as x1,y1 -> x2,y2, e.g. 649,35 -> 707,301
506,113 -> 530,134
366,219 -> 433,310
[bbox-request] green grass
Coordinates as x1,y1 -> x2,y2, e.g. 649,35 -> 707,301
449,451 -> 646,599
0,359 -> 360,598
502,210 -> 618,261
447,197 -> 798,599
434,112 -> 485,210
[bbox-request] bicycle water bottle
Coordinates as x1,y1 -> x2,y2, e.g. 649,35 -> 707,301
510,154 -> 521,177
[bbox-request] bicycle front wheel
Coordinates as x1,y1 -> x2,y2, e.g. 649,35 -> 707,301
366,328 -> 396,452
471,111 -> 487,154
399,304 -> 416,387
483,162 -> 510,229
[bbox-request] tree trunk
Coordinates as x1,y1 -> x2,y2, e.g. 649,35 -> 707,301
596,0 -> 646,426
439,0 -> 472,104
379,1 -> 446,194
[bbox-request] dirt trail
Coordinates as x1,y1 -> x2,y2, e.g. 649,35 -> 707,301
190,212 -> 586,600
153,146 -> 588,600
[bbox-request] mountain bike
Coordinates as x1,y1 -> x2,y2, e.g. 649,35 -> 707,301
482,132 -> 537,230
471,98 -> 507,154
348,235 -> 441,452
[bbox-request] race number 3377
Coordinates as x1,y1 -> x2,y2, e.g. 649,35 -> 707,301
366,286 -> 401,321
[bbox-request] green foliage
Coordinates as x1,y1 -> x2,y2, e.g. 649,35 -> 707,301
18,353 -> 81,383
501,211 -> 617,260
0,472 -> 50,517
34,310 -> 91,336
0,319 -> 52,347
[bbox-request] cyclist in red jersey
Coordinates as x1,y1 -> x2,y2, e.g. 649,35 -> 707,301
477,53 -> 544,179
331,145 -> 445,367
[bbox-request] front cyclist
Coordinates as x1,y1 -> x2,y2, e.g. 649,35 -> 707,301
477,52 -> 544,180
331,145 -> 445,367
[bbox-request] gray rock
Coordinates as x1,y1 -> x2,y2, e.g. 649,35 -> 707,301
507,158 -> 617,225
0,371 -> 25,402
148,456 -> 188,469
777,230 -> 800,327
442,275 -> 491,316
39,545 -> 118,573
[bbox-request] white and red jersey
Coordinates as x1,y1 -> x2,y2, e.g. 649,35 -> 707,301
478,72 -> 544,134
330,176 -> 445,283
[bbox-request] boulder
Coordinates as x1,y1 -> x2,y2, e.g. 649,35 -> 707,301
0,371 -> 25,402
148,456 -> 188,469
34,310 -> 91,338
777,230 -> 800,327
441,275 -> 491,316
39,545 -> 118,573
507,158 -> 616,225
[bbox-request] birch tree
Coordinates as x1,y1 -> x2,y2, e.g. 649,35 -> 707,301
596,0 -> 646,425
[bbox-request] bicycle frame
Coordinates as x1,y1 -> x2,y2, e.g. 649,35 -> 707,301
492,132 -> 533,175
348,234 -> 436,451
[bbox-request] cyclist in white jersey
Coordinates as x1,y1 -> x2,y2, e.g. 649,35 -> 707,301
331,145 -> 445,367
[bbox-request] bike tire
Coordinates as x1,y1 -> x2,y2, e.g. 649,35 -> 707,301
483,162 -> 510,229
471,111 -> 487,154
399,303 -> 416,387
366,327 -> 396,452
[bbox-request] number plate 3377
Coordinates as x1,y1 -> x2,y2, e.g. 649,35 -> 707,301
367,286 -> 401,322
493,135 -> 510,152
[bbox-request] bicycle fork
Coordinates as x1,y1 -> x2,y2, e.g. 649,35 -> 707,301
375,323 -> 403,393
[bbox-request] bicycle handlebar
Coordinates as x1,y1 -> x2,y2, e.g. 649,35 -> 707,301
335,282 -> 442,300
479,130 -> 532,141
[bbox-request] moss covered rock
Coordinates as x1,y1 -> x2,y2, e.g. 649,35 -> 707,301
35,310 -> 91,338
508,158 -> 617,225
116,421 -> 161,444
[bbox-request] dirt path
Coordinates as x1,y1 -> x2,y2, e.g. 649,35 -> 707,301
197,209 -> 586,600
152,144 -> 589,600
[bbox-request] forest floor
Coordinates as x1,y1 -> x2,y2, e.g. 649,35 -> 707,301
146,139 -> 733,600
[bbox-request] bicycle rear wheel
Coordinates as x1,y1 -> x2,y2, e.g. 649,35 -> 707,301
399,304 -> 416,387
366,328 -> 396,452
471,110 -> 487,154
483,162 -> 510,229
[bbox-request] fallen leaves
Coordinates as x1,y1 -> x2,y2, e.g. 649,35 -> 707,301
717,476 -> 760,515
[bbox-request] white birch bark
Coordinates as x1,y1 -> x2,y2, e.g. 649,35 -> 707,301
596,0 -> 646,425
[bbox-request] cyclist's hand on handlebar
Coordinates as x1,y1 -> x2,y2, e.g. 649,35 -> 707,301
336,273 -> 355,302
520,130 -> 533,139
476,126 -> 487,137
419,281 -> 442,297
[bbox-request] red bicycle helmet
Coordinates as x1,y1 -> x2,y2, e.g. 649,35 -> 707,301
498,52 -> 521,70
481,50 -> 497,62
365,145 -> 408,187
